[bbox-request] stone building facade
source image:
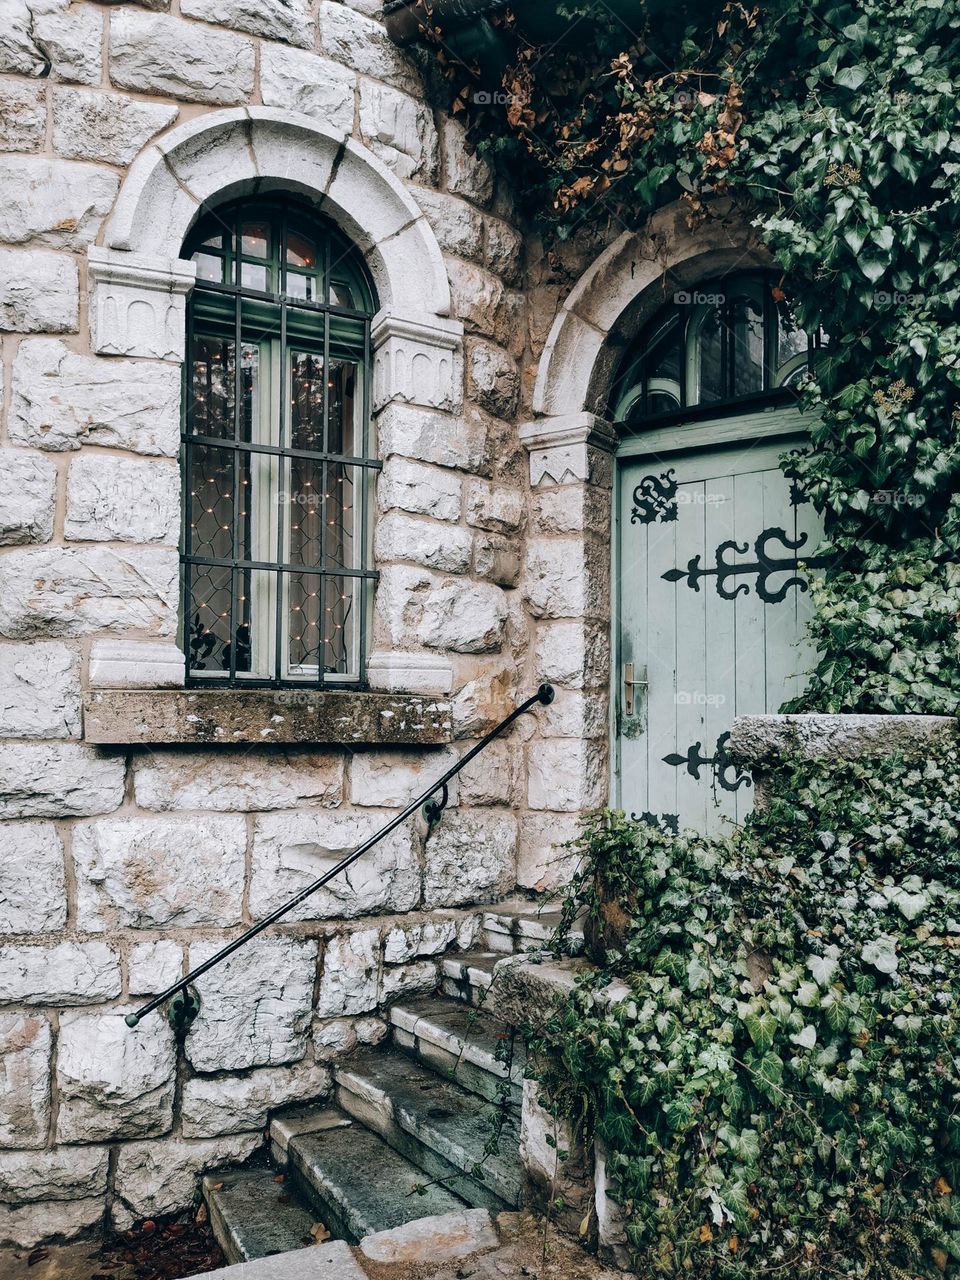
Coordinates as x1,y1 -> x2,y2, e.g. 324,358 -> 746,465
0,0 -> 760,1248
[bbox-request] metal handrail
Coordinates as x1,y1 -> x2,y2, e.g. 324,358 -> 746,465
126,683 -> 556,1028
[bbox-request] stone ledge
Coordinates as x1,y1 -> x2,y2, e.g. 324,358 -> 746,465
82,690 -> 453,746
728,712 -> 959,768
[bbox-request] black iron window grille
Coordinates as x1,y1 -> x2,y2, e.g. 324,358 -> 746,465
182,197 -> 380,687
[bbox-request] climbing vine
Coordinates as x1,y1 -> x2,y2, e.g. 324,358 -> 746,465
425,0 -> 960,712
530,754 -> 960,1278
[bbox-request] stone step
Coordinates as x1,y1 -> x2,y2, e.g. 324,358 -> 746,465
389,994 -> 524,1106
202,1167 -> 318,1265
481,896 -> 584,955
440,950 -> 500,1005
285,1109 -> 470,1243
334,1048 -> 522,1211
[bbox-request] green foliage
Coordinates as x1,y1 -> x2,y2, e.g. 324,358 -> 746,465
531,755 -> 960,1277
432,0 -> 960,712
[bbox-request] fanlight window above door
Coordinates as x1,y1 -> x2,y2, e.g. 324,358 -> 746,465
610,273 -> 821,428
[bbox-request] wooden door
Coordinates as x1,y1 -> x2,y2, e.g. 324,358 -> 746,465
615,413 -> 823,835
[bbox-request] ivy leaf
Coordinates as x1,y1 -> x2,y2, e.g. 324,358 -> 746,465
745,1011 -> 777,1053
834,65 -> 869,90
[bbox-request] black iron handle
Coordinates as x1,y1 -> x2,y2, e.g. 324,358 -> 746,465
126,683 -> 555,1028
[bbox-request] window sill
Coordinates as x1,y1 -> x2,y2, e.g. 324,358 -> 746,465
82,689 -> 453,747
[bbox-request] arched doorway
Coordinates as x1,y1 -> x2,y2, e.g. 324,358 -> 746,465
611,271 -> 825,833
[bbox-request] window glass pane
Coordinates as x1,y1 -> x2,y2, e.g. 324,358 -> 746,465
328,358 -> 360,455
190,335 -> 235,437
286,455 -> 324,569
731,293 -> 765,397
691,304 -> 723,404
775,308 -> 809,386
643,323 -> 681,417
330,281 -> 356,309
187,565 -> 233,676
241,223 -> 269,258
325,463 -> 356,571
287,232 -> 316,269
285,272 -> 316,302
241,569 -> 277,679
201,231 -> 225,250
284,570 -> 355,677
239,343 -> 264,445
240,261 -> 269,291
188,444 -> 237,559
290,351 -> 326,452
194,252 -> 225,283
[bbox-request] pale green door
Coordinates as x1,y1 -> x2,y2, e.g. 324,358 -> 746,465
616,412 -> 823,835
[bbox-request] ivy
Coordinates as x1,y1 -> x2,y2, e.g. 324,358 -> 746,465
427,0 -> 960,712
530,750 -> 960,1277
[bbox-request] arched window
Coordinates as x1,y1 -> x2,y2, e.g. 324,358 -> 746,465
182,197 -> 378,686
609,272 -> 821,429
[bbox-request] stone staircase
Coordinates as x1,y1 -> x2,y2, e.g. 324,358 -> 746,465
202,900 -> 571,1266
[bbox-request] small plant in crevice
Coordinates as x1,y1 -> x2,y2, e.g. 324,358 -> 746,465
525,748 -> 960,1279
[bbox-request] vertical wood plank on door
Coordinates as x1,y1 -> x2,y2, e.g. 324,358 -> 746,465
673,476 -> 707,831
703,470 -> 737,832
732,465 -> 767,824
644,481 -> 680,824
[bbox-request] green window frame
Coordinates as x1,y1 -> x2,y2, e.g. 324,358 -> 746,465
182,196 -> 379,688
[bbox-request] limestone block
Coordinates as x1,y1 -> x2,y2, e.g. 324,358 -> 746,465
0,821 -> 66,934
88,639 -> 186,689
359,80 -> 438,183
314,1018 -> 357,1060
10,338 -> 181,455
527,739 -> 607,813
0,157 -> 118,251
87,248 -> 196,362
359,1208 -> 497,1263
535,620 -> 609,691
442,118 -> 494,207
372,564 -> 439,649
376,404 -> 486,473
539,689 -> 607,740
382,918 -> 458,964
128,940 -> 183,996
319,1 -> 421,94
0,248 -> 77,333
379,457 -> 462,522
0,451 -> 56,546
133,749 -> 343,811
450,660 -> 519,737
523,539 -> 590,620
0,547 -> 179,639
445,259 -> 517,349
65,455 -> 180,544
52,88 -> 179,166
0,82 -> 45,152
0,641 -> 81,738
109,10 -> 255,104
380,959 -> 438,1002
350,746 -> 458,808
423,811 -> 517,907
412,188 -> 483,261
418,580 -> 507,654
56,1010 -> 176,1142
181,1062 -> 331,1138
0,2 -> 48,75
483,215 -> 523,286
517,813 -> 585,892
181,0 -> 312,45
0,1013 -> 52,1148
249,810 -> 420,923
0,941 -> 121,1004
32,0 -> 104,86
0,1147 -> 109,1208
186,936 -> 318,1070
468,342 -> 519,418
73,814 -> 247,930
0,1198 -> 104,1249
316,929 -> 379,1018
465,479 -> 524,534
532,484 -> 610,536
366,650 -> 454,695
473,533 -> 520,588
260,45 -> 355,134
375,511 -> 472,574
372,314 -> 464,415
458,740 -> 519,806
113,1134 -> 261,1229
0,742 -> 124,818
356,1016 -> 388,1045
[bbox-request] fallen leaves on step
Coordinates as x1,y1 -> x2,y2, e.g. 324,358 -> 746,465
311,1223 -> 332,1244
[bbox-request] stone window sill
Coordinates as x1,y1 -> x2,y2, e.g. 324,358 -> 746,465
82,689 -> 453,747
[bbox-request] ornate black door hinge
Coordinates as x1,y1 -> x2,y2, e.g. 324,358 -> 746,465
631,811 -> 680,834
663,731 -> 751,794
662,526 -> 831,603
631,470 -> 678,525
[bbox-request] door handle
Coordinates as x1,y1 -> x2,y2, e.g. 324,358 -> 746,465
623,663 -> 648,717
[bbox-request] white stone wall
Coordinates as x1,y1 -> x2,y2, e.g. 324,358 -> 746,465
0,0 -> 613,1248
